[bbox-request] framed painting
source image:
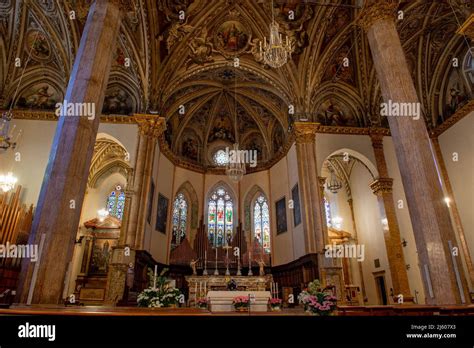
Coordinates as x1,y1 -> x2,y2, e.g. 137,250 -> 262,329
276,197 -> 287,235
292,184 -> 301,227
155,193 -> 169,234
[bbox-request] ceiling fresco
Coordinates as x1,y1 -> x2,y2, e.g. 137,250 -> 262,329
0,0 -> 472,169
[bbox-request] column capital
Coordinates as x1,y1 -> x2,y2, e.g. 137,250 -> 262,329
294,122 -> 319,144
370,177 -> 393,195
369,132 -> 384,150
135,114 -> 166,138
318,176 -> 327,189
356,0 -> 398,32
457,14 -> 474,40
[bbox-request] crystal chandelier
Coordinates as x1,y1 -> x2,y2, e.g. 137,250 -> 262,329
258,0 -> 293,68
327,170 -> 342,194
0,111 -> 21,151
226,143 -> 246,183
0,172 -> 18,193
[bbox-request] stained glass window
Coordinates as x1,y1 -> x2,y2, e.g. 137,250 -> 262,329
324,196 -> 332,227
107,185 -> 125,220
208,187 -> 233,247
172,193 -> 187,248
213,150 -> 229,166
254,194 -> 270,254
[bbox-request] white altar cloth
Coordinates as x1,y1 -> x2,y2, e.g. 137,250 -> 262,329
207,291 -> 271,312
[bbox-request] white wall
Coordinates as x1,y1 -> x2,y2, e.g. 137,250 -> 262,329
384,137 -> 426,304
438,112 -> 474,289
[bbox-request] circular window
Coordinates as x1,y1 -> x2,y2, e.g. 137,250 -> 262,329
213,149 -> 229,166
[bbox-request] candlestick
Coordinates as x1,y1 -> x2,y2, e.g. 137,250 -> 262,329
153,264 -> 157,289
248,251 -> 253,276
225,246 -> 230,276
237,256 -> 241,276
195,282 -> 198,301
203,250 -> 208,275
214,247 -> 219,275
276,282 -> 279,299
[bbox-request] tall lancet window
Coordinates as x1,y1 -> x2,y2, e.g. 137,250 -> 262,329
254,194 -> 271,254
324,196 -> 332,227
107,185 -> 125,220
208,187 -> 233,247
172,193 -> 187,248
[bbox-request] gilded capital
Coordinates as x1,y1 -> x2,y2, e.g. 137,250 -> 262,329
294,122 -> 319,144
370,132 -> 384,150
356,0 -> 398,32
370,177 -> 394,196
318,176 -> 327,188
135,114 -> 166,138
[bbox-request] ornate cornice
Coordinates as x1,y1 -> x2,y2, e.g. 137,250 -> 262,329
356,0 -> 399,32
430,100 -> 474,138
370,177 -> 394,195
456,14 -> 474,40
135,114 -> 166,138
294,122 -> 319,144
8,110 -> 138,124
318,125 -> 391,136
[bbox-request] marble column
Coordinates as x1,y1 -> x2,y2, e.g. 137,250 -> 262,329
294,122 -> 325,254
17,0 -> 128,305
125,115 -> 165,250
369,133 -> 413,302
358,0 -> 469,304
291,132 -> 345,301
431,137 -> 474,289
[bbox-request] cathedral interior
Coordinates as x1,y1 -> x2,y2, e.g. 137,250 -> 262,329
0,0 -> 473,329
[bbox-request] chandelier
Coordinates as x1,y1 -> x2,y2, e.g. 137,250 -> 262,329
327,170 -> 342,194
0,111 -> 21,151
0,172 -> 18,193
226,143 -> 246,183
258,1 -> 293,68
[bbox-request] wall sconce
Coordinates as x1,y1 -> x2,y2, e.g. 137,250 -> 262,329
381,218 -> 389,231
401,238 -> 408,247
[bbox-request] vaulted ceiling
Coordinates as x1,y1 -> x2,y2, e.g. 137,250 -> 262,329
0,0 -> 472,169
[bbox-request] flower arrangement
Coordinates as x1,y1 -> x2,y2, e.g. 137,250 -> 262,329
232,296 -> 250,311
196,298 -> 208,309
137,268 -> 182,308
298,280 -> 337,316
269,298 -> 282,311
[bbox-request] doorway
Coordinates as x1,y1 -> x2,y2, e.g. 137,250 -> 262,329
374,273 -> 388,305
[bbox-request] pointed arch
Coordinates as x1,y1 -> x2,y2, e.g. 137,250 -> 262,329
175,181 -> 199,229
205,181 -> 237,247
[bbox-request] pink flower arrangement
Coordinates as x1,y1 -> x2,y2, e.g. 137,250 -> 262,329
269,298 -> 282,311
233,296 -> 250,310
196,298 -> 208,308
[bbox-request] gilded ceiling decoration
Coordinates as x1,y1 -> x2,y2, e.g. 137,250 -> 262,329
0,0 -> 472,170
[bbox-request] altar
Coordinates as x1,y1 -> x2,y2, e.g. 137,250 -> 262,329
186,275 -> 273,307
207,291 -> 271,312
